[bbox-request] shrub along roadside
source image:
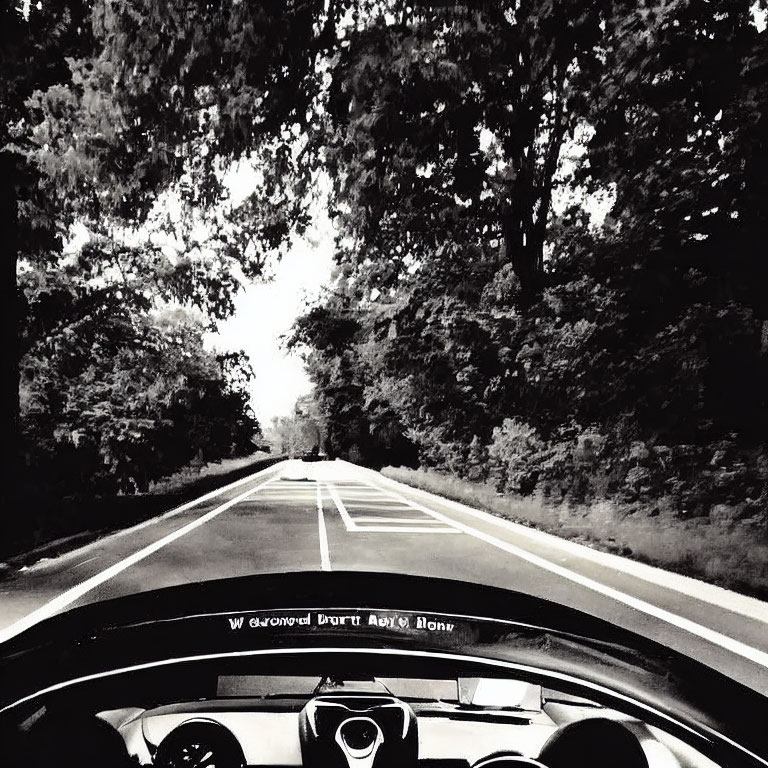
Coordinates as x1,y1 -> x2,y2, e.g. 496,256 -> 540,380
381,465 -> 768,601
1,452 -> 283,565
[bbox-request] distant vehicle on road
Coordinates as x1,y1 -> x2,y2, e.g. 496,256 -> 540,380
300,448 -> 327,462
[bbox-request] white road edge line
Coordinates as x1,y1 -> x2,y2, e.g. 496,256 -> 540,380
355,474 -> 768,670
347,462 -> 768,625
327,484 -> 358,531
317,484 -> 332,572
21,460 -> 291,571
0,475 -> 279,644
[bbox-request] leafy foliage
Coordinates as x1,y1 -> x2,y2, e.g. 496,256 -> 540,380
293,0 -> 768,517
4,0 -> 301,507
20,269 -> 260,495
6,0 -> 768,526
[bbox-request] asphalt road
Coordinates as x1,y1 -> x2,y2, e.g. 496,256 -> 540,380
2,458 -> 768,695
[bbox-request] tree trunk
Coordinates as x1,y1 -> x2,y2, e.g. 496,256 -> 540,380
0,149 -> 19,537
502,149 -> 541,305
502,70 -> 568,307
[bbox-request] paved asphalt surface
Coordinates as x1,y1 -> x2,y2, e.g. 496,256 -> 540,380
2,458 -> 768,695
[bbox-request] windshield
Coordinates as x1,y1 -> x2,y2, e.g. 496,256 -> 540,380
2,2 -> 768,766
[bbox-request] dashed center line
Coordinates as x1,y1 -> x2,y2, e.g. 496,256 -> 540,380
316,483 -> 331,572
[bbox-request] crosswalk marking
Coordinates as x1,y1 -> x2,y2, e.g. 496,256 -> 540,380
326,484 -> 357,531
325,481 -> 462,535
351,516 -> 449,524
352,526 -> 461,533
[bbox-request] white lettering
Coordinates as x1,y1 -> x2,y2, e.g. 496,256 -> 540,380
416,616 -> 455,632
228,617 -> 244,630
317,613 -> 362,626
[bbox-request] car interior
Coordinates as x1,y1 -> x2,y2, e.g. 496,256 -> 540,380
3,654 -> 722,768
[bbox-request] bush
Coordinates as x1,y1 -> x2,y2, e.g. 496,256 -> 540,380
487,419 -> 544,495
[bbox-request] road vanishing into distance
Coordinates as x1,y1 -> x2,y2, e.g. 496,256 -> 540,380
2,458 -> 768,695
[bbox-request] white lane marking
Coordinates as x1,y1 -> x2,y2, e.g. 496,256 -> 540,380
344,504 -> 415,510
261,486 -> 318,490
351,516 -> 445,523
317,485 -> 332,572
356,474 -> 768,669
336,491 -> 392,496
336,496 -> 394,503
358,463 -> 768,626
327,484 -> 358,531
353,487 -> 464,533
258,488 -> 317,493
71,555 -> 101,570
259,488 -> 317,493
266,485 -> 315,496
0,476 -> 278,643
339,498 -> 392,502
20,461 -> 289,571
353,526 -> 462,534
261,490 -> 318,495
327,480 -> 463,535
336,483 -> 388,496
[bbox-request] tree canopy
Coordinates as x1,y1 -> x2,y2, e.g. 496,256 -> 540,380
291,0 -> 768,515
5,0 -> 768,523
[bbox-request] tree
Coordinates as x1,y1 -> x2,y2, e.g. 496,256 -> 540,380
20,283 -> 260,494
8,0 -> 768,516
286,0 -> 605,466
570,0 -> 768,441
1,0 -> 93,510
292,0 -> 768,513
294,393 -> 327,452
5,0 -> 325,518
268,413 -> 316,458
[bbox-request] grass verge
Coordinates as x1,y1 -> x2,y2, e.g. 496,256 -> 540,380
147,452 -> 275,494
2,453 -> 284,566
381,465 -> 768,601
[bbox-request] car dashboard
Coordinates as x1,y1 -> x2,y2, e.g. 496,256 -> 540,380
82,676 -> 721,768
2,575 -> 765,768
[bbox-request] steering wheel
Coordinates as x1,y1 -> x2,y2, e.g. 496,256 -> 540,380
471,718 -> 648,768
537,718 -> 649,768
153,720 -> 245,768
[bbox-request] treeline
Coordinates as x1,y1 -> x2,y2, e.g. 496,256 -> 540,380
3,0 -> 768,529
292,0 -> 768,519
20,292 -> 260,496
267,395 -> 325,457
2,0 -> 279,509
